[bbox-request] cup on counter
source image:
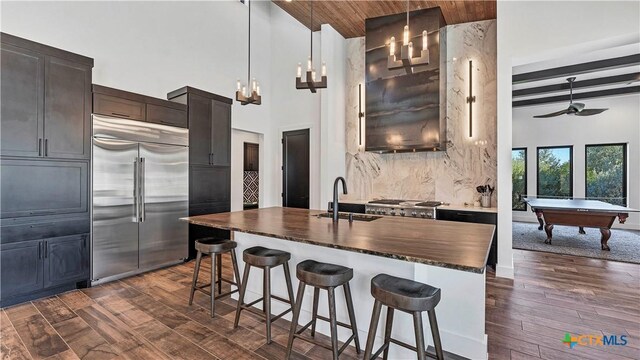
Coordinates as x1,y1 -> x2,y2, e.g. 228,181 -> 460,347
481,194 -> 491,208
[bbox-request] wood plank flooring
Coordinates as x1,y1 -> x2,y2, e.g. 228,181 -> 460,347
1,249 -> 638,360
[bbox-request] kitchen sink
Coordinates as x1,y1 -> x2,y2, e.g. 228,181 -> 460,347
315,212 -> 382,222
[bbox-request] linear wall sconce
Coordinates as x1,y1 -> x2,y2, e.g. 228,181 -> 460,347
466,60 -> 476,137
358,84 -> 364,146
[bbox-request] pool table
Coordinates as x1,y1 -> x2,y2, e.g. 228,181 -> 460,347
523,198 -> 636,251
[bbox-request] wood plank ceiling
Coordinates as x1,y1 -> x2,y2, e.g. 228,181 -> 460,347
272,0 -> 497,38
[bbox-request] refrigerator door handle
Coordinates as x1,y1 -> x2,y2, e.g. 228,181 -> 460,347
133,158 -> 140,223
140,157 -> 146,222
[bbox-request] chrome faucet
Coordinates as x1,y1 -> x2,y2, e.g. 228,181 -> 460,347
333,177 -> 348,222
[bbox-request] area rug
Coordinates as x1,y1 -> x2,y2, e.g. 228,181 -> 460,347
512,221 -> 640,264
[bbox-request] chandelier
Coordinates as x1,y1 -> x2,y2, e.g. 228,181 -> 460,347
296,0 -> 327,92
388,0 -> 429,73
236,0 -> 261,105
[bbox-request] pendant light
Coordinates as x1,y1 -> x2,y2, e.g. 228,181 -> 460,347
387,0 -> 429,73
236,0 -> 261,105
296,0 -> 327,92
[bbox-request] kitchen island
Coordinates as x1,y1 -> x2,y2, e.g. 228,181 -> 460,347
183,207 -> 494,359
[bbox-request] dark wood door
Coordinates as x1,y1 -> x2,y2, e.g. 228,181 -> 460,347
0,240 -> 44,299
43,234 -> 89,288
188,94 -> 212,166
211,100 -> 231,166
1,159 -> 88,218
44,56 -> 91,159
282,129 -> 310,209
0,43 -> 44,157
244,142 -> 259,171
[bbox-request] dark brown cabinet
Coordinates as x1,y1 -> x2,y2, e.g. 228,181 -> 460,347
0,33 -> 92,306
1,34 -> 92,160
168,86 -> 232,259
93,93 -> 145,121
146,103 -> 187,127
244,142 -> 259,171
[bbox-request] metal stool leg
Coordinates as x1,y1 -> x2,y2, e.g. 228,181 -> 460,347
383,308 -> 394,360
234,263 -> 251,328
285,281 -> 306,360
428,310 -> 444,360
264,266 -> 272,344
344,282 -> 361,353
210,253 -> 217,317
327,287 -> 339,360
189,251 -> 202,305
364,300 -> 382,360
216,253 -> 223,295
413,312 -> 426,360
230,249 -> 242,291
310,287 -> 320,337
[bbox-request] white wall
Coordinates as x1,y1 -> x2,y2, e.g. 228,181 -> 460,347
512,95 -> 640,229
1,0 -> 336,210
497,0 -> 640,278
231,129 -> 263,212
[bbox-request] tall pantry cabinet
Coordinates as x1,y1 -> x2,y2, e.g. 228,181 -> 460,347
0,33 -> 92,306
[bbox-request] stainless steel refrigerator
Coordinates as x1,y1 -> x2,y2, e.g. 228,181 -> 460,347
91,114 -> 188,284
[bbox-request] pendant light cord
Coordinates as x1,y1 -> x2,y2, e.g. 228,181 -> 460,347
248,0 -> 251,88
406,0 -> 409,27
310,0 -> 313,64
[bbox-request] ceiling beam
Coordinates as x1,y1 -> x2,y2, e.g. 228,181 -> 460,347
512,54 -> 640,84
513,73 -> 640,97
512,86 -> 640,107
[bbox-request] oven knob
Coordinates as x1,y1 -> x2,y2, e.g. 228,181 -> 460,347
377,209 -> 383,215
390,210 -> 396,216
411,211 -> 417,217
419,212 -> 425,218
400,211 -> 405,216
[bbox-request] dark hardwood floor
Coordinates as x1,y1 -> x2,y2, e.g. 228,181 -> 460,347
1,249 -> 638,359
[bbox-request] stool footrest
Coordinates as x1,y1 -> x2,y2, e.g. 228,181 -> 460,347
193,282 -> 239,300
315,314 -> 354,330
390,337 -> 420,353
242,303 -> 292,322
293,332 -> 356,356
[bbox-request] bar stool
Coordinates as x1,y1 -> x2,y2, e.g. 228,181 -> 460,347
285,260 -> 361,360
233,246 -> 295,344
189,237 -> 242,318
363,274 -> 444,360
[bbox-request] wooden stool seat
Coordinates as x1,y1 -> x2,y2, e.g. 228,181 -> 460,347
286,260 -> 361,360
243,246 -> 291,267
195,237 -> 238,254
364,274 -> 445,360
296,259 -> 353,288
188,238 -> 241,318
371,274 -> 441,312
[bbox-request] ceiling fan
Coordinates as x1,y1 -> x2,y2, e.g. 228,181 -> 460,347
533,77 -> 608,118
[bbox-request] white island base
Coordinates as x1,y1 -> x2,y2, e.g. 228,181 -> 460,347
230,231 -> 488,360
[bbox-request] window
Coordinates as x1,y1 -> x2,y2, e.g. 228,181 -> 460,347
586,143 -> 627,206
537,146 -> 573,199
512,148 -> 527,210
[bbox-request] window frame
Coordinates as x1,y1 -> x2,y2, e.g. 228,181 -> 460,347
584,142 -> 628,206
536,145 -> 574,199
512,147 -> 528,211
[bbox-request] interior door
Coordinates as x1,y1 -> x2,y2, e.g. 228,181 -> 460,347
138,142 -> 188,269
92,138 -> 139,280
282,129 -> 310,209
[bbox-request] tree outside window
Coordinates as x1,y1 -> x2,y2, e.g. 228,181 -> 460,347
512,148 -> 527,210
537,146 -> 573,199
586,143 -> 627,206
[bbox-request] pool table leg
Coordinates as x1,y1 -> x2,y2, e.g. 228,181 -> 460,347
544,224 -> 553,245
535,210 -> 544,231
600,228 -> 611,251
578,227 -> 586,235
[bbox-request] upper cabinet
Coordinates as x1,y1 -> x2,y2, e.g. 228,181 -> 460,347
1,33 -> 93,160
167,86 -> 232,167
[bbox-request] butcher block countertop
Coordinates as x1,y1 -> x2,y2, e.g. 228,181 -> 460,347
182,207 -> 495,273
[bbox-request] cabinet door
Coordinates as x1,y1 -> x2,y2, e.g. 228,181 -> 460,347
93,93 -> 145,121
44,56 -> 91,159
1,43 -> 44,157
44,234 -> 89,288
244,143 -> 259,171
0,240 -> 43,299
1,159 -> 88,218
189,165 -> 230,206
188,94 -> 212,166
146,104 -> 187,128
211,100 -> 231,166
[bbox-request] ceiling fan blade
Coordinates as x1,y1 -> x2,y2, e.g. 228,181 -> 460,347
576,108 -> 608,116
533,108 -> 570,118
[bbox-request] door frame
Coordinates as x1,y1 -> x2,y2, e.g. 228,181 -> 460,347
281,128 -> 311,209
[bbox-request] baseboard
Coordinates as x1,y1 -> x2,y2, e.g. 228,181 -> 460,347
495,264 -> 514,279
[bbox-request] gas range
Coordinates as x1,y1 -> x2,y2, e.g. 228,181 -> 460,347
365,199 -> 446,219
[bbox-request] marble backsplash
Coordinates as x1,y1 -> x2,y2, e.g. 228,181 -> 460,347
345,20 -> 497,205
